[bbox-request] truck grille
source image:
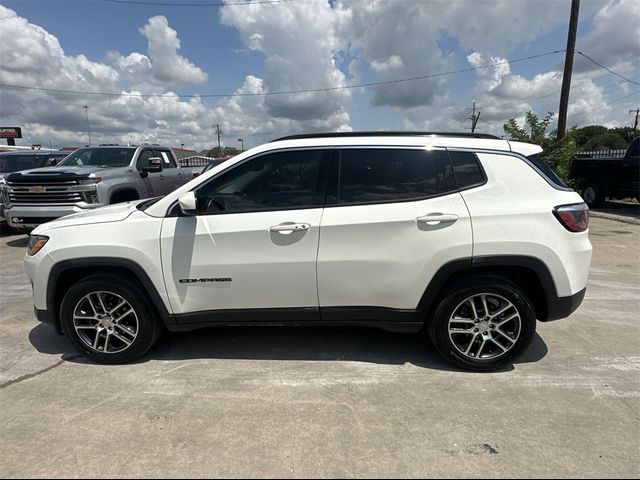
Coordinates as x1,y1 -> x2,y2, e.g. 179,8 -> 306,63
7,181 -> 83,205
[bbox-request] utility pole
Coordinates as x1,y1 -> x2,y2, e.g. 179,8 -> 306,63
467,102 -> 481,133
83,105 -> 92,145
557,0 -> 580,140
630,108 -> 639,133
214,123 -> 222,154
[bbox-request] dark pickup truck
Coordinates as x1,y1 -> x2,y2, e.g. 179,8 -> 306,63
569,137 -> 640,207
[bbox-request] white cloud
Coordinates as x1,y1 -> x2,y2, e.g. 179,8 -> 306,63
0,5 -> 211,149
219,0 -> 352,124
0,0 -> 635,150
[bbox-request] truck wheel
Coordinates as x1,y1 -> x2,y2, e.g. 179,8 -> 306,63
59,274 -> 162,364
428,276 -> 536,372
581,182 -> 605,208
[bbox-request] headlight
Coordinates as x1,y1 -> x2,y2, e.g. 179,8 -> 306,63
27,235 -> 49,256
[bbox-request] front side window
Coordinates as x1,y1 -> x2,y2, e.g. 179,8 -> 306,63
136,149 -> 156,170
58,148 -> 135,168
334,148 -> 456,204
159,151 -> 177,168
196,150 -> 324,214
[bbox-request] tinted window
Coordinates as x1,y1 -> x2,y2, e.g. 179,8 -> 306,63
335,149 -> 456,204
197,150 -> 323,214
159,151 -> 177,168
59,147 -> 135,167
526,153 -> 567,188
449,151 -> 485,189
0,154 -> 37,172
136,149 -> 155,169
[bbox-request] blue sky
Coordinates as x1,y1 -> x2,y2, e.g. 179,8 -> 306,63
1,0 -> 638,149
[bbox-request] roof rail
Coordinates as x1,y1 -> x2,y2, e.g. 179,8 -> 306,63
271,131 -> 501,142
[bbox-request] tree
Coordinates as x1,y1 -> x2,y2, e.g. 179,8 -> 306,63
206,146 -> 241,158
503,111 -> 577,183
572,125 -> 608,148
582,131 -> 628,151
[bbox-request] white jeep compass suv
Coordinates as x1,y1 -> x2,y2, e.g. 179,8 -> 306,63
24,132 -> 592,371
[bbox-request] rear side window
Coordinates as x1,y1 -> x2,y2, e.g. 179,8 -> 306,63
448,151 -> 485,189
526,153 -> 567,188
335,149 -> 456,205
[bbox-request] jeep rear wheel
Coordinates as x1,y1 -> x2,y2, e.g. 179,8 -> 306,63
429,276 -> 536,371
60,275 -> 162,364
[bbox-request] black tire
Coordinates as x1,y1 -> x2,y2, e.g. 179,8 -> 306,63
581,181 -> 605,208
60,274 -> 162,364
428,275 -> 536,372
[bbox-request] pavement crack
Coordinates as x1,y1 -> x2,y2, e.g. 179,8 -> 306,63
0,355 -> 82,390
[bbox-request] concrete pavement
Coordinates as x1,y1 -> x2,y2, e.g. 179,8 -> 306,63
0,217 -> 638,478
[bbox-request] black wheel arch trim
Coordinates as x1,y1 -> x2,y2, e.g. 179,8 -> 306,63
417,255 -> 559,320
45,257 -> 174,332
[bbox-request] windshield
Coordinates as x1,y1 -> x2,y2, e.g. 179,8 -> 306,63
58,147 -> 135,168
0,154 -> 47,173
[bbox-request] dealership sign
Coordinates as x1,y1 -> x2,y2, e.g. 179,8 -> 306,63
0,127 -> 22,139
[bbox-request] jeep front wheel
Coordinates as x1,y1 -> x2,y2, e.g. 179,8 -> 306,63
60,274 -> 162,364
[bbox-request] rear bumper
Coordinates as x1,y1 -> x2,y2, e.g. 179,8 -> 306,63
542,288 -> 586,322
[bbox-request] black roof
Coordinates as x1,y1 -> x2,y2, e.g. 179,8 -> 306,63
271,131 -> 501,142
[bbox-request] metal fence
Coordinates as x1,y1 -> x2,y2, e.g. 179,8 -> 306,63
179,155 -> 213,167
575,149 -> 627,159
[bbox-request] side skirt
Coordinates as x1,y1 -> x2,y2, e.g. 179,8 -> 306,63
171,307 -> 424,333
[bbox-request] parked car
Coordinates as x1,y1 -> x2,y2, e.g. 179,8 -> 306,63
2,144 -> 190,232
569,136 -> 640,207
24,132 -> 592,371
0,151 -> 69,228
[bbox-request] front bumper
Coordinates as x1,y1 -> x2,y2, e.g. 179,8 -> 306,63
5,204 -> 100,230
542,287 -> 586,321
34,307 -> 61,331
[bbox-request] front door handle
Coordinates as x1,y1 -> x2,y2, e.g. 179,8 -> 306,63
416,213 -> 459,225
159,174 -> 165,180
269,223 -> 310,234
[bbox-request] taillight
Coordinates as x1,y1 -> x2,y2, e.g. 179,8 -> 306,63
553,203 -> 589,232
192,172 -> 200,178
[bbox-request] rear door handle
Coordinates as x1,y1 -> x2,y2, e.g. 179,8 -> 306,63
269,223 -> 310,234
416,213 -> 459,225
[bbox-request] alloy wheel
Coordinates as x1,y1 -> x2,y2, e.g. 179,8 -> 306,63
73,291 -> 139,354
448,293 -> 521,360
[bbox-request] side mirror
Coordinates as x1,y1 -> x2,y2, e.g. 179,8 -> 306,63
140,156 -> 163,174
178,191 -> 197,216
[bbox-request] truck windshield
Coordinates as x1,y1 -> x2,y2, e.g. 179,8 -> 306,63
0,154 -> 39,173
58,147 -> 135,168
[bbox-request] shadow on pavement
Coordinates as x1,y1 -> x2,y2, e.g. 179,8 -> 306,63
5,237 -> 29,248
29,323 -> 548,373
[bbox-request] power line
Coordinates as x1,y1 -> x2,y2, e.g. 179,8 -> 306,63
0,49 -> 565,99
567,90 -> 640,120
102,0 -> 294,6
575,51 -> 640,86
